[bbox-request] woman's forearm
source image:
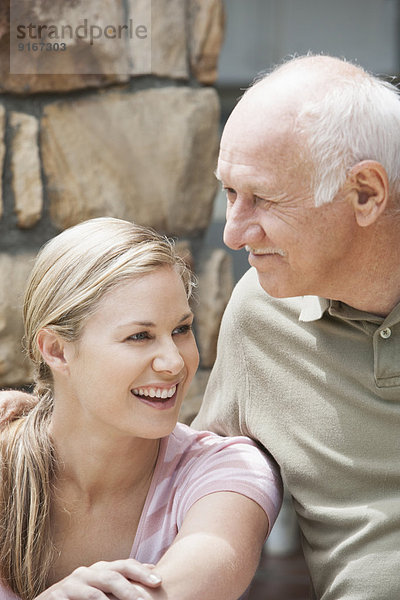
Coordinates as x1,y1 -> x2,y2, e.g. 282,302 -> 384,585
148,491 -> 269,600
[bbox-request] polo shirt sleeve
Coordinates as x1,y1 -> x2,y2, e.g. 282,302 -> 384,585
192,269 -> 256,439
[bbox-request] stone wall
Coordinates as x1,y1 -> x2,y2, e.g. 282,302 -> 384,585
0,0 -> 232,423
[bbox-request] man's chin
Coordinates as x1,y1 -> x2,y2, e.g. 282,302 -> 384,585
255,270 -> 301,299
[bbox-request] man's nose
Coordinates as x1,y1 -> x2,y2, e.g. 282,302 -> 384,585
223,199 -> 264,250
152,339 -> 185,374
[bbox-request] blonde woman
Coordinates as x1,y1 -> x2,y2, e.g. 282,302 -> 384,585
0,218 -> 282,600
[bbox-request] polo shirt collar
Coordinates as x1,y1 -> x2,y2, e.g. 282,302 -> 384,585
299,295 -> 400,327
299,296 -> 329,322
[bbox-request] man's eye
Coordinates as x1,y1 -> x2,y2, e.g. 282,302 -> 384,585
172,324 -> 193,336
255,196 -> 270,207
224,187 -> 237,202
128,332 -> 150,341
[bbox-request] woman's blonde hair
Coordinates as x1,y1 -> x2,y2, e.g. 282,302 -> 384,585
0,217 -> 194,599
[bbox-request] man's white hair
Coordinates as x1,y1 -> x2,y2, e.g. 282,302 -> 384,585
294,68 -> 400,206
253,56 -> 400,206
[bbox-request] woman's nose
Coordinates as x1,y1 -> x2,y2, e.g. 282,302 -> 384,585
152,339 -> 185,374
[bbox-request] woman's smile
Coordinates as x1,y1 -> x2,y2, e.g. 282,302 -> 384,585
131,382 -> 180,410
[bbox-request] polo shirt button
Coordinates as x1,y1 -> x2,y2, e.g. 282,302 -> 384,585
380,327 -> 392,339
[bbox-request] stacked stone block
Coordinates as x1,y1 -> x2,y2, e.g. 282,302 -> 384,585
0,0 -> 232,422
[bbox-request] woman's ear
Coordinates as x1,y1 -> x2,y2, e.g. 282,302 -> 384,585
37,329 -> 69,374
346,160 -> 389,227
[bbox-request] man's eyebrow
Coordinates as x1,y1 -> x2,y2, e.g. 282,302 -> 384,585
214,170 -> 231,190
214,169 -> 282,199
214,168 -> 222,182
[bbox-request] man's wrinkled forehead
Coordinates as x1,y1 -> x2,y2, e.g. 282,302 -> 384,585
217,93 -> 299,175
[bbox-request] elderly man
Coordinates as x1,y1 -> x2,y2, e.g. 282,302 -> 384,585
193,55 -> 400,599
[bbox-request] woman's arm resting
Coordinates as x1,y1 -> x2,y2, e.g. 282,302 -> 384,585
152,491 -> 269,600
20,493 -> 266,600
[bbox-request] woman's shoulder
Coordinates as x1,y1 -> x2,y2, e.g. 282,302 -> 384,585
165,423 -> 274,472
159,423 -> 282,530
0,581 -> 19,600
169,422 -> 257,450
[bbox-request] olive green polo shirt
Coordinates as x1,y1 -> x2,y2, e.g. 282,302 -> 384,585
193,267 -> 400,600
301,295 -> 400,390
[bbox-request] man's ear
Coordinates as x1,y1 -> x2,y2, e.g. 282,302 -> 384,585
37,328 -> 70,374
346,160 -> 389,227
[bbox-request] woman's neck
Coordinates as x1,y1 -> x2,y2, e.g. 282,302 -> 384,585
49,413 -> 161,504
47,432 -> 161,585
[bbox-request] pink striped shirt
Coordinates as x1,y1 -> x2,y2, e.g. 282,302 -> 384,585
1,424 -> 282,599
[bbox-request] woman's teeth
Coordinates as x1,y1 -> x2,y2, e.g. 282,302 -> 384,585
132,386 -> 177,399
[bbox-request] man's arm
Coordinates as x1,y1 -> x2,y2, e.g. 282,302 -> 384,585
192,278 -> 248,437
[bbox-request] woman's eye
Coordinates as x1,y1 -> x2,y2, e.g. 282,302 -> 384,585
172,324 -> 193,336
128,331 -> 150,341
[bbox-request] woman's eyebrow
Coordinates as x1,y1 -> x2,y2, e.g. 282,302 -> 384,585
179,312 -> 194,322
116,312 -> 193,330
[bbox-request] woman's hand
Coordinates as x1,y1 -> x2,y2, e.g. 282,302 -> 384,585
35,558 -> 162,599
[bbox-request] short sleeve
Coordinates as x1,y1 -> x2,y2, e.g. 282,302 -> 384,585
175,435 -> 283,535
